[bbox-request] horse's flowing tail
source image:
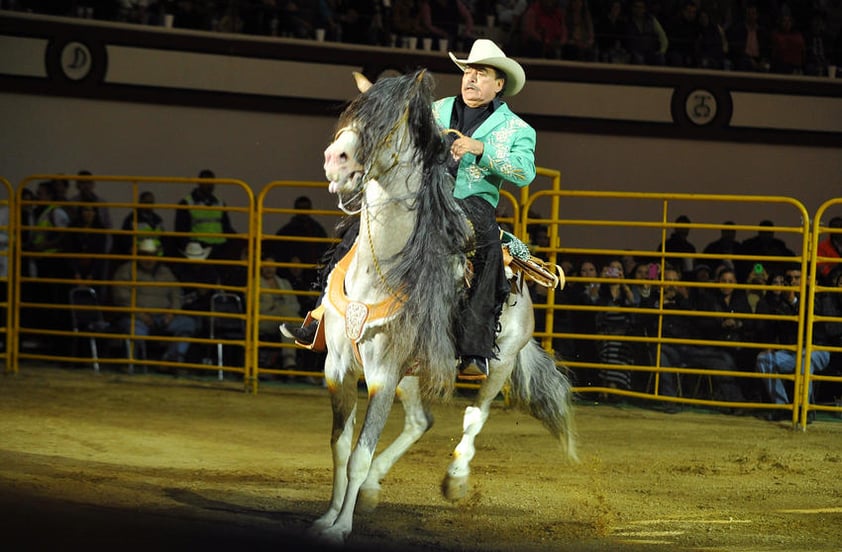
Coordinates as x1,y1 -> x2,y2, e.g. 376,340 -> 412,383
510,340 -> 579,463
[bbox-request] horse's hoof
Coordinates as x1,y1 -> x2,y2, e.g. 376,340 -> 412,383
357,485 -> 381,513
317,525 -> 349,546
310,514 -> 335,533
441,474 -> 469,501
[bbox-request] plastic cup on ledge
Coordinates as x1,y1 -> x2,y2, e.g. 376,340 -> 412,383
422,37 -> 433,51
438,38 -> 448,52
406,36 -> 417,50
315,28 -> 326,42
164,14 -> 174,28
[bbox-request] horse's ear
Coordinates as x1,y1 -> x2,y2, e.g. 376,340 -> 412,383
353,72 -> 373,93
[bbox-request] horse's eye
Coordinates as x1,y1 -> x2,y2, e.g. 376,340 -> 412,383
339,153 -> 348,162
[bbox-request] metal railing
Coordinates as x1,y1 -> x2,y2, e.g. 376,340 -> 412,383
2,172 -> 840,429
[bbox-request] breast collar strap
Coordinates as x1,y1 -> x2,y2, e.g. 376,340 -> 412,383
325,241 -> 403,365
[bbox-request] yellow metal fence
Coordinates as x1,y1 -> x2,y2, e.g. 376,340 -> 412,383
1,173 -> 840,428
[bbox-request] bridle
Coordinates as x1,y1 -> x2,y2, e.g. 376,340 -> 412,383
330,89 -> 420,302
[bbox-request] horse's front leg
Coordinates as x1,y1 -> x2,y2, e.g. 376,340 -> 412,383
318,362 -> 401,544
359,375 -> 433,512
312,358 -> 359,534
442,358 -> 513,501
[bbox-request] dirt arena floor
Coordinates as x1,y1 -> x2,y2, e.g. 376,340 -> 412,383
1,365 -> 841,552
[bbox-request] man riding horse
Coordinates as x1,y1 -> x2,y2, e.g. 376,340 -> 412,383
436,38 -> 536,379
283,39 -> 536,381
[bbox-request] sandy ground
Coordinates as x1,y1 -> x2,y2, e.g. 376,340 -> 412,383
1,365 -> 841,552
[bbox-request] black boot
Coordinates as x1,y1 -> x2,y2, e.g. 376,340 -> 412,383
280,320 -> 318,345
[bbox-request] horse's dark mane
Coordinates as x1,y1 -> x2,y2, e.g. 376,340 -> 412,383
338,71 -> 471,394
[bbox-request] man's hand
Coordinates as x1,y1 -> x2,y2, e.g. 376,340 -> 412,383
451,136 -> 483,161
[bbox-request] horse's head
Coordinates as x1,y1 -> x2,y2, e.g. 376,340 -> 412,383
324,70 -> 444,198
324,126 -> 364,195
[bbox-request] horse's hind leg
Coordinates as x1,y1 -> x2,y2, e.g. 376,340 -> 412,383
359,376 -> 433,512
312,369 -> 359,534
443,354 -> 517,501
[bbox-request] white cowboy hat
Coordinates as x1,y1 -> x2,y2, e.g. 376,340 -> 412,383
137,238 -> 160,255
449,39 -> 526,96
182,241 -> 212,260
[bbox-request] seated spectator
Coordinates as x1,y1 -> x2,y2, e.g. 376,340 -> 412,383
521,0 -> 567,59
626,262 -> 660,369
114,191 -> 167,258
112,239 -> 197,364
595,0 -> 630,63
624,0 -> 668,66
697,266 -> 760,399
274,195 -> 329,289
736,219 -> 796,283
563,0 -> 596,61
171,1 -> 214,30
666,0 -> 700,67
337,0 -> 380,45
702,221 -> 740,272
419,0 -> 474,51
66,204 -> 109,283
258,253 -> 301,371
727,2 -> 771,71
172,241 -> 221,340
818,266 -> 842,363
657,267 -> 747,410
817,216 -> 842,284
696,9 -> 729,69
594,259 -> 638,395
391,0 -> 423,39
688,262 -> 713,304
745,262 -> 769,313
71,170 -> 113,240
278,1 -> 318,38
770,12 -> 806,74
803,10 -> 833,77
567,259 -> 601,386
496,0 -> 529,50
28,179 -> 73,352
656,214 -> 697,278
755,266 -> 831,418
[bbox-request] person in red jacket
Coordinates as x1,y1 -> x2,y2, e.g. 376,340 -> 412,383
817,216 -> 842,284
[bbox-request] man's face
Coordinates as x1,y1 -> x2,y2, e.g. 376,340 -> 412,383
461,65 -> 503,108
663,269 -> 681,299
138,256 -> 157,272
785,269 -> 802,287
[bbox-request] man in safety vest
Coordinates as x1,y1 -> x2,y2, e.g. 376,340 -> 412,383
174,169 -> 236,260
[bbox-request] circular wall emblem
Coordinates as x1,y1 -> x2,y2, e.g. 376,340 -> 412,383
685,89 -> 717,126
60,41 -> 93,81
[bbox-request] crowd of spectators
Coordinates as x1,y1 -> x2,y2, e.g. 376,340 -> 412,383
9,171 -> 842,408
529,213 -> 842,418
6,1 -> 841,77
16,172 -> 326,379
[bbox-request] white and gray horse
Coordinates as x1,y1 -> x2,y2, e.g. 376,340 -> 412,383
310,70 -> 577,545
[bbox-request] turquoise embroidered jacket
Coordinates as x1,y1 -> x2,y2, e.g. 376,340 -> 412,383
433,96 -> 537,208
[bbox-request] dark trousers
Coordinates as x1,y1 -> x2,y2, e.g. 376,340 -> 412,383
455,196 -> 508,360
